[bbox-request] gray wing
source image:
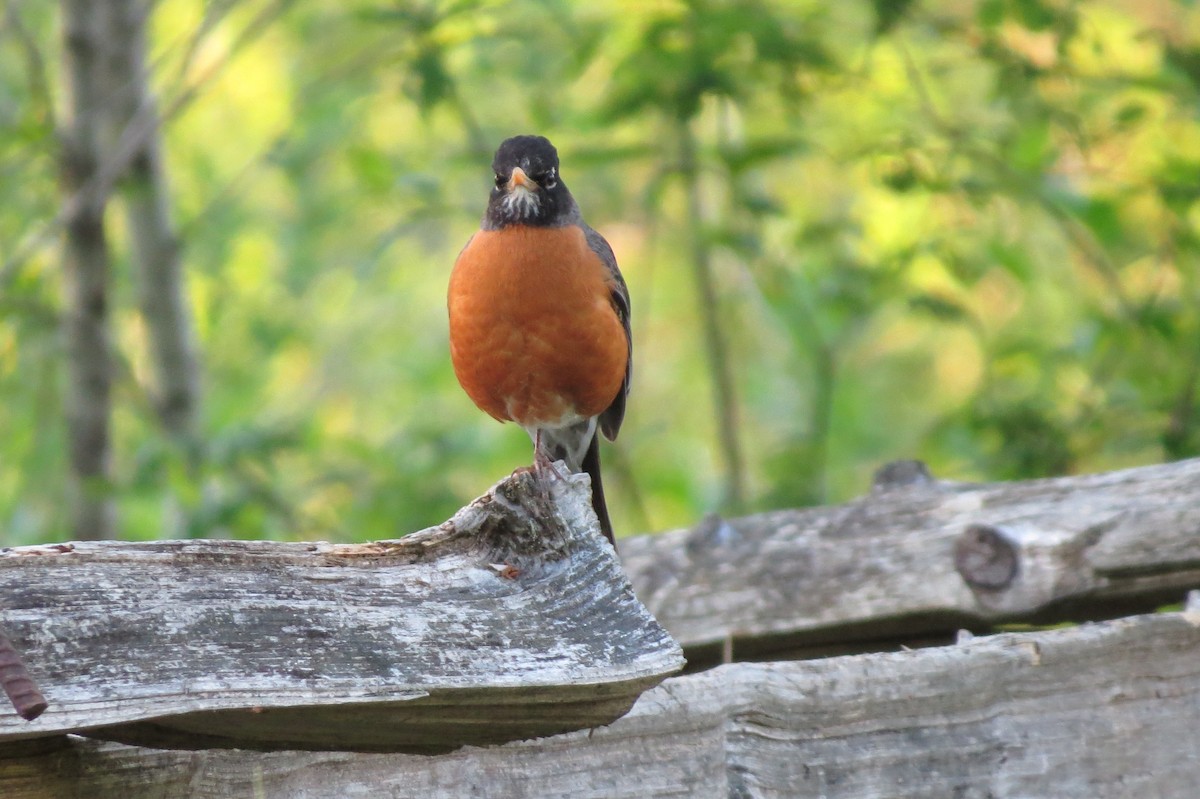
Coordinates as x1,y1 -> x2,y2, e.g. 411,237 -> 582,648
583,224 -> 631,441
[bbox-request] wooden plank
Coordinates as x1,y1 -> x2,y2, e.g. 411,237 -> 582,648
0,468 -> 683,752
3,609 -> 1197,798
619,457 -> 1200,662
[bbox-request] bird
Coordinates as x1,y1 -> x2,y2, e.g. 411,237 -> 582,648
448,135 -> 631,546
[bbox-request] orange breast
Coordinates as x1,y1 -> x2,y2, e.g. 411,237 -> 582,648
448,225 -> 627,429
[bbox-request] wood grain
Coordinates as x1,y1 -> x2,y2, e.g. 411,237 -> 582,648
620,457 -> 1200,663
0,468 -> 683,752
3,610 -> 1197,798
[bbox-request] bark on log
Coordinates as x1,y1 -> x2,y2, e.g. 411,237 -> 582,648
2,609 -> 1196,798
0,468 -> 682,752
619,457 -> 1200,665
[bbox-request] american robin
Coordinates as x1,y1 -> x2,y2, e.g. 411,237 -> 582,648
448,135 -> 631,546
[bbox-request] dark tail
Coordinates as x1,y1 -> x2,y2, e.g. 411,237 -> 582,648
581,433 -> 615,548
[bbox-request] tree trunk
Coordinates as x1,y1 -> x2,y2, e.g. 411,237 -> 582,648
102,0 -> 201,451
59,0 -> 116,540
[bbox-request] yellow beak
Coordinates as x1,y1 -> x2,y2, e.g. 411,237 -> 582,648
507,167 -> 537,192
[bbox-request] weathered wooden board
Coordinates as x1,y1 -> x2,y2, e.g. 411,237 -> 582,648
620,457 -> 1200,663
3,609 -> 1197,798
0,468 -> 683,752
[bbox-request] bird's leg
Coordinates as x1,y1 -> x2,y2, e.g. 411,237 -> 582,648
509,429 -> 555,480
532,429 -> 555,473
502,430 -> 554,522
530,429 -> 568,487
510,429 -> 565,507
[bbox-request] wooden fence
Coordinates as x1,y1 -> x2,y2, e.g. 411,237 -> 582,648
3,458 -> 1199,797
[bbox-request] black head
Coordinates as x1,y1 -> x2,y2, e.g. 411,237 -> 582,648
483,135 -> 578,230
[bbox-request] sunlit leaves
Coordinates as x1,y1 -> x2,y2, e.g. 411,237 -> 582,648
604,0 -> 833,120
3,0 -> 1200,543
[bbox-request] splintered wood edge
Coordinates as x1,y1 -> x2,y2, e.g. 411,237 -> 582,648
0,466 -> 684,751
3,465 -> 588,567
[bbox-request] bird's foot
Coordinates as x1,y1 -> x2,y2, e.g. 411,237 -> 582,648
532,448 -> 554,474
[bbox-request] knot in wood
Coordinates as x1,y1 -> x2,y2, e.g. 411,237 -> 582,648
477,471 -> 574,563
686,513 -> 739,558
871,459 -> 934,491
954,523 -> 1019,591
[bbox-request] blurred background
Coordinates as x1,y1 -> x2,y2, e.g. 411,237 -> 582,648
2,0 -> 1199,545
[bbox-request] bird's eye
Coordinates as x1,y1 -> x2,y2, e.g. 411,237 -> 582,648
494,173 -> 506,187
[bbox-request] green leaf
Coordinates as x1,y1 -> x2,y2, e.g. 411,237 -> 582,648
978,0 -> 1006,28
872,0 -> 917,36
1010,119 -> 1054,172
1079,198 -> 1123,249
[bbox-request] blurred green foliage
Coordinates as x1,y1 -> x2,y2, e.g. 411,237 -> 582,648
2,0 -> 1199,544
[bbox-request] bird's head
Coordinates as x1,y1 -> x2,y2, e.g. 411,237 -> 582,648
484,135 -> 576,229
